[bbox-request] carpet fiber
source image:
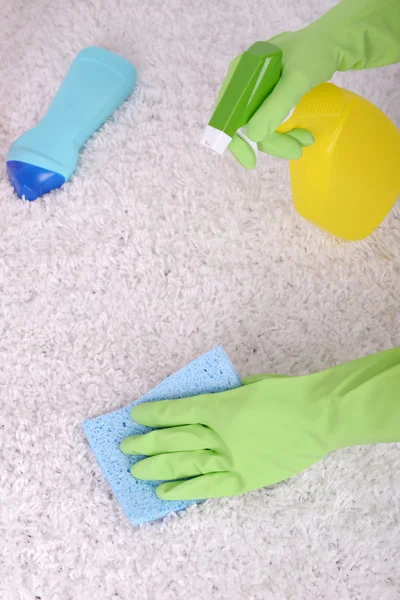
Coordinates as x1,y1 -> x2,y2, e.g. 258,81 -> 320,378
1,1 -> 400,599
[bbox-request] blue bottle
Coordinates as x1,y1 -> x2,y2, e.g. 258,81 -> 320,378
6,47 -> 136,200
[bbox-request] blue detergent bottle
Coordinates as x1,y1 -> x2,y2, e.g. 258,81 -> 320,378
6,47 -> 136,201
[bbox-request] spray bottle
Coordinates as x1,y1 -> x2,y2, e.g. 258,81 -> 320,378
202,42 -> 400,241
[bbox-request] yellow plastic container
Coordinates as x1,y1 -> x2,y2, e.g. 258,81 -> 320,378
277,83 -> 400,240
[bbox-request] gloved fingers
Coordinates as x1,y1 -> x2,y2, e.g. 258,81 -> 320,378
285,128 -> 314,146
130,450 -> 229,481
120,424 -> 218,456
258,131 -> 303,160
156,471 -> 243,500
228,134 -> 257,169
131,395 -> 213,428
247,70 -> 310,142
229,129 -> 313,165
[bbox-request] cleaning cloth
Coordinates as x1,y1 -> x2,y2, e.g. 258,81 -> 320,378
83,346 -> 241,525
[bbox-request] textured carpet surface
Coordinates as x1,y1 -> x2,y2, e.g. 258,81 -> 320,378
1,1 -> 400,599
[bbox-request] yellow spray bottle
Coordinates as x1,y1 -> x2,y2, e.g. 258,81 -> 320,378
202,42 -> 400,241
277,82 -> 400,240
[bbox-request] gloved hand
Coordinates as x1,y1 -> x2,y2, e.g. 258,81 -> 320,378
121,348 -> 400,500
223,0 -> 400,168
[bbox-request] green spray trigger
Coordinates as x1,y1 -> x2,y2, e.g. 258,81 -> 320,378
201,42 -> 282,154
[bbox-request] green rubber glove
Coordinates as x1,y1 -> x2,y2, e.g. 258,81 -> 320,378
121,348 -> 400,500
222,0 -> 400,168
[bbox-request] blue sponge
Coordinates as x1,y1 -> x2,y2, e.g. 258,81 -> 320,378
83,346 -> 241,525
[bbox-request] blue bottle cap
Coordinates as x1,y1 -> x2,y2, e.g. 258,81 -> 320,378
6,161 -> 65,201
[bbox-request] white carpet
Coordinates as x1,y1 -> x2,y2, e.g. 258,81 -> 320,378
1,1 -> 400,598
